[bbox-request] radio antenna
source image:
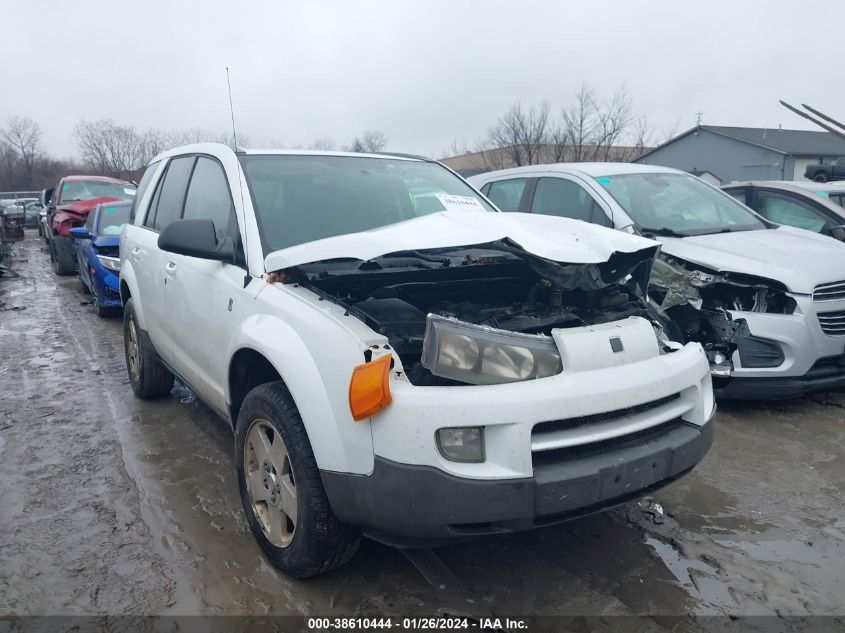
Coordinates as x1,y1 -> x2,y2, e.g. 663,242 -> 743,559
226,66 -> 239,150
225,67 -> 252,287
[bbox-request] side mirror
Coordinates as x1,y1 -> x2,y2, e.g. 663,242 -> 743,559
158,218 -> 234,261
69,227 -> 90,239
831,225 -> 845,242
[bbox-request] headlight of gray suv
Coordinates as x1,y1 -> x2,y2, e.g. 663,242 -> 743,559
421,314 -> 562,385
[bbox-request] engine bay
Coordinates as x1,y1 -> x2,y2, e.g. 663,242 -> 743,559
284,240 -> 662,385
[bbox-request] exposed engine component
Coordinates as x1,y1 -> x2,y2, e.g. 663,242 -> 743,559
649,254 -> 795,377
291,240 -> 666,385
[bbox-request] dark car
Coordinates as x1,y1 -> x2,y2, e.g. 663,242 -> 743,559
722,181 -> 845,242
69,201 -> 131,317
44,175 -> 136,275
23,200 -> 43,228
804,157 -> 845,183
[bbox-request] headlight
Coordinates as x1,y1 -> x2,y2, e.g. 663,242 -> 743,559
436,427 -> 484,462
96,255 -> 121,272
421,314 -> 562,385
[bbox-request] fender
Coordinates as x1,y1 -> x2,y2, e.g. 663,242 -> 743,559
118,256 -> 147,329
228,314 -> 375,476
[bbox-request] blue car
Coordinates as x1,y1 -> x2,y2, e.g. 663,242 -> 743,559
69,200 -> 131,317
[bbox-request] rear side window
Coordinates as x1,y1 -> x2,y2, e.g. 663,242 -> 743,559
531,177 -> 603,223
146,156 -> 195,231
487,178 -> 527,212
131,160 -> 160,223
183,157 -> 235,239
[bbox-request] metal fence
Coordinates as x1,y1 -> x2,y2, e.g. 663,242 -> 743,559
0,190 -> 41,201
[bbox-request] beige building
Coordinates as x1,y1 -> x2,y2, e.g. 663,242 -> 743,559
439,144 -> 646,177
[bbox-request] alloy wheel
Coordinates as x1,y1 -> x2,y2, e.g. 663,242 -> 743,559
244,419 -> 297,548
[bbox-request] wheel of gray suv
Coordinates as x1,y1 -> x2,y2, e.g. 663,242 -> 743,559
813,173 -> 828,183
235,382 -> 360,578
123,298 -> 174,398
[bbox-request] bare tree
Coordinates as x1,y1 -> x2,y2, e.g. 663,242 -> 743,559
487,102 -> 550,166
75,119 -> 143,179
1,116 -> 42,188
139,128 -> 172,164
560,85 -> 597,162
628,114 -> 654,160
593,87 -> 633,161
349,130 -> 387,153
308,137 -> 338,151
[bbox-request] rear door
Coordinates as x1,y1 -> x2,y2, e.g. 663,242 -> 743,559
160,155 -> 248,412
525,175 -> 614,227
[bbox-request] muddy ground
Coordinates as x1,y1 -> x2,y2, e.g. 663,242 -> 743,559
1,233 -> 844,624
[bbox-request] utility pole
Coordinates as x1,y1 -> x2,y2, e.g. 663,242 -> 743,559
694,112 -> 704,127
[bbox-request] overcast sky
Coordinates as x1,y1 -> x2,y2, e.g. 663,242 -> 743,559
2,0 -> 841,159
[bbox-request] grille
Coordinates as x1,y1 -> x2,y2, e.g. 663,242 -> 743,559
818,310 -> 845,336
532,393 -> 681,437
532,417 -> 683,466
814,280 -> 845,302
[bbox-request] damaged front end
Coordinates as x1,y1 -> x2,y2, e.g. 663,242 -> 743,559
278,240 -> 674,386
649,255 -> 796,380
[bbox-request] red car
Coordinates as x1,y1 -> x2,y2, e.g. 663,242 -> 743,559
45,175 -> 136,275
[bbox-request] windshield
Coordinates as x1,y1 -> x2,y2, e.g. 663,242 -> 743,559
596,172 -> 766,236
96,203 -> 132,235
240,154 -> 495,252
60,180 -> 136,204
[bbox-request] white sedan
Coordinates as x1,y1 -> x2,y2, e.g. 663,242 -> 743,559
470,163 -> 845,399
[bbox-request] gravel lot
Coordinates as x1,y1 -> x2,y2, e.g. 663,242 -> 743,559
1,232 -> 843,624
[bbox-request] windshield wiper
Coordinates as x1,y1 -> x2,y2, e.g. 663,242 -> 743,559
639,226 -> 688,238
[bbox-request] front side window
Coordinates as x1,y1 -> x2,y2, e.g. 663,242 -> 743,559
147,156 -> 195,231
596,173 -> 765,235
487,178 -> 527,212
59,180 -> 136,204
131,160 -> 160,223
531,177 -> 607,225
240,155 -> 495,252
756,191 -> 831,233
183,157 -> 235,239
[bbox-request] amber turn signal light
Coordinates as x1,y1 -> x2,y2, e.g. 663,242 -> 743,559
348,354 -> 393,421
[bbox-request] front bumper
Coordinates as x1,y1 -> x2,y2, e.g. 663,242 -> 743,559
716,353 -> 845,399
94,270 -> 122,309
322,414 -> 714,545
715,294 -> 845,398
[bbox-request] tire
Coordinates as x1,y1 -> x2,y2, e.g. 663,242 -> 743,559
94,292 -> 116,318
52,235 -> 76,276
123,298 -> 174,398
813,173 -> 828,183
235,382 -> 360,578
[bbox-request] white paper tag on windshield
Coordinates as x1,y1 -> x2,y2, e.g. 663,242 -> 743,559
435,193 -> 484,212
124,188 -> 136,196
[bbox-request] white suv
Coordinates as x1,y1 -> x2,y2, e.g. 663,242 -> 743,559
120,144 -> 715,577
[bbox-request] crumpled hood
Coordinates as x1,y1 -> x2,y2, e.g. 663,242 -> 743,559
57,196 -> 121,218
264,210 -> 658,271
659,226 -> 845,294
